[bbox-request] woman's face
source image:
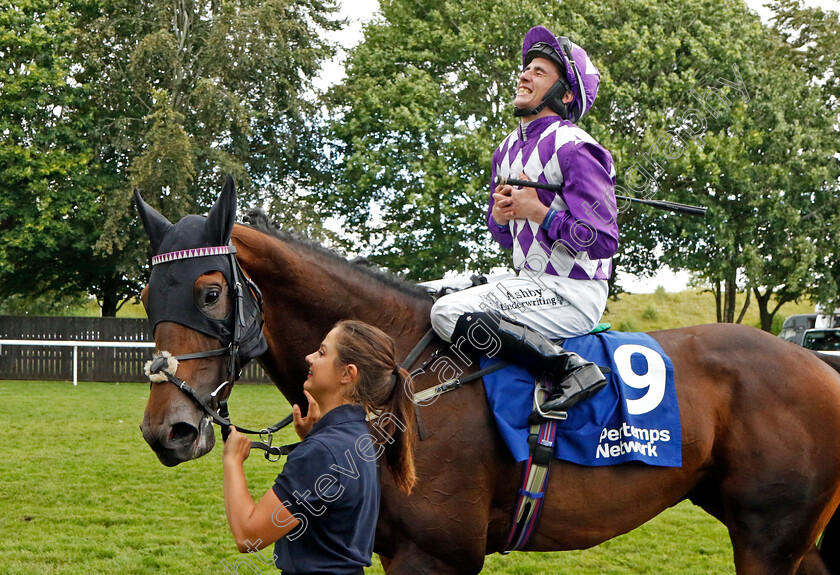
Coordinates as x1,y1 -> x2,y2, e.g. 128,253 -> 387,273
304,327 -> 347,400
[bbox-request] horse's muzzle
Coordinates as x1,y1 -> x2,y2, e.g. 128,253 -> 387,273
140,414 -> 215,466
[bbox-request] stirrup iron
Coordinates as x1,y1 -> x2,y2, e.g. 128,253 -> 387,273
530,378 -> 567,423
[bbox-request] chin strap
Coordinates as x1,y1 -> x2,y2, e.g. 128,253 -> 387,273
513,79 -> 571,119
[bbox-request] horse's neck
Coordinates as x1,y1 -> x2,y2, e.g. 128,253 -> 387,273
233,226 -> 433,377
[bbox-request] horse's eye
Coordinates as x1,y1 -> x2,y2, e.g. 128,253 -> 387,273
194,274 -> 229,320
205,289 -> 220,305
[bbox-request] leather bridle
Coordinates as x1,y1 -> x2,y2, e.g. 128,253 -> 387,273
144,243 -> 295,461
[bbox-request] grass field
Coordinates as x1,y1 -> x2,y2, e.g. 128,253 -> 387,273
0,380 -> 736,574
601,287 -> 815,334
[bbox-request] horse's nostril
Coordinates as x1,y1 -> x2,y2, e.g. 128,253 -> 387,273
168,422 -> 198,446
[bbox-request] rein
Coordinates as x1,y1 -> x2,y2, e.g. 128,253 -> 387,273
145,243 -> 294,461
405,329 -> 510,405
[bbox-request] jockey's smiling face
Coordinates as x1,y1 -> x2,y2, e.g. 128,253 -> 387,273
514,56 -> 573,120
515,57 -> 559,115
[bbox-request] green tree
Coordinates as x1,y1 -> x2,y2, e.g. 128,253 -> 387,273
636,2 -> 840,331
652,46 -> 838,330
76,0 -> 343,315
325,0 -> 541,280
770,0 -> 840,313
327,0 -> 839,334
546,0 -> 839,331
771,0 -> 840,103
0,0 -> 103,311
539,0 -> 837,331
2,0 -> 343,316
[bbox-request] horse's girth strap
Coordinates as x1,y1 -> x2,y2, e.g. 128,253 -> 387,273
501,377 -> 559,553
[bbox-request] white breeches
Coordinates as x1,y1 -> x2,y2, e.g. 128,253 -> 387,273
430,274 -> 608,342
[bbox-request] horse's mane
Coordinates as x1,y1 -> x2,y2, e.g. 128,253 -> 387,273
242,209 -> 432,303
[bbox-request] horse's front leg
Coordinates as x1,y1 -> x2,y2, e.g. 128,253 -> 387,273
379,554 -> 392,571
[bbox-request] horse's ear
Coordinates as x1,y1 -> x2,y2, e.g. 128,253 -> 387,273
134,189 -> 172,255
205,175 -> 236,245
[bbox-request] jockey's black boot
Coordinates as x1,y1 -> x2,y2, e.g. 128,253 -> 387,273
451,312 -> 606,412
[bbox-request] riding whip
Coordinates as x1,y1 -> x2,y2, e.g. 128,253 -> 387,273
494,176 -> 707,217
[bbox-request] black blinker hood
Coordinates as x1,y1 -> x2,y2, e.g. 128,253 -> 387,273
146,216 -> 267,364
137,177 -> 268,369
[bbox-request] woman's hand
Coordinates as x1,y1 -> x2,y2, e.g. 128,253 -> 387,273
222,426 -> 251,466
293,390 -> 321,440
223,424 -> 300,552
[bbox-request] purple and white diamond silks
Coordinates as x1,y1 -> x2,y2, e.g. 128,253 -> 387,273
488,116 -> 618,282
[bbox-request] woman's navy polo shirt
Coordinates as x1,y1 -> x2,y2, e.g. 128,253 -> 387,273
272,403 -> 380,575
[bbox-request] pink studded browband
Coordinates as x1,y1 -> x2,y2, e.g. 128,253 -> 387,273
151,245 -> 234,266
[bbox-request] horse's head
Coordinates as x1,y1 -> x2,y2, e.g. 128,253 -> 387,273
136,177 -> 267,466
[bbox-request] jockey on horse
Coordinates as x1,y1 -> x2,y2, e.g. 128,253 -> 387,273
430,26 -> 619,416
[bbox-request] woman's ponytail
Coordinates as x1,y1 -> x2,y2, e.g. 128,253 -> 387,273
382,366 -> 416,494
332,320 -> 417,494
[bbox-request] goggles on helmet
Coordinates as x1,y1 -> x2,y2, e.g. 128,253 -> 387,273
515,41 -> 573,119
524,41 -> 565,71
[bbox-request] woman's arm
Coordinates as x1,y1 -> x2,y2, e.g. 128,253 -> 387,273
223,427 -> 301,552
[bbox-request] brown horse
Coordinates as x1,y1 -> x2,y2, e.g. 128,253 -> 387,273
138,180 -> 840,574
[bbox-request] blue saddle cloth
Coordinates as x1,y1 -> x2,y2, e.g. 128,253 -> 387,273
481,331 -> 682,467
